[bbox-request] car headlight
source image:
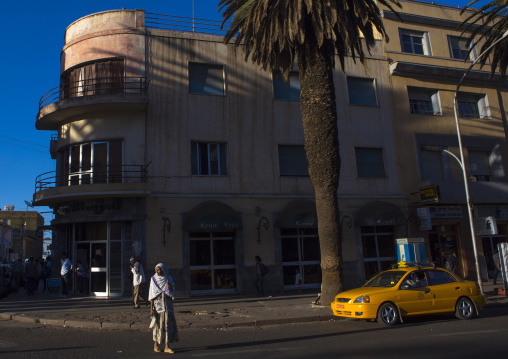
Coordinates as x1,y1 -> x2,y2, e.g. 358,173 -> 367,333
353,295 -> 370,303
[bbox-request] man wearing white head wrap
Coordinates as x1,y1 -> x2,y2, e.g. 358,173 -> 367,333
149,263 -> 179,353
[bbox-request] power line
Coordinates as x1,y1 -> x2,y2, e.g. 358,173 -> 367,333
0,135 -> 47,148
0,140 -> 47,154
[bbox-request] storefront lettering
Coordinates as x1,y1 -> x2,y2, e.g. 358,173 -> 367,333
295,220 -> 315,227
199,221 -> 238,230
56,200 -> 121,215
377,218 -> 404,225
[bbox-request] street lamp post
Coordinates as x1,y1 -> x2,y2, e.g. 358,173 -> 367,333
452,30 -> 508,295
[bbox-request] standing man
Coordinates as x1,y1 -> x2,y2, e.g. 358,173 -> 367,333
25,257 -> 38,296
493,251 -> 501,285
255,256 -> 265,296
60,252 -> 73,298
445,251 -> 459,274
130,257 -> 147,309
12,258 -> 25,293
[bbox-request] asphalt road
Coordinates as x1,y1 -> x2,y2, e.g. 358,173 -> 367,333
1,305 -> 507,359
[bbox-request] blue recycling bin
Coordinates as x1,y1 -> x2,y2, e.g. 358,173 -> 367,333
396,238 -> 427,264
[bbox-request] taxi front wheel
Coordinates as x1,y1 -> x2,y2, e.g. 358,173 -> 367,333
455,297 -> 476,320
377,303 -> 399,326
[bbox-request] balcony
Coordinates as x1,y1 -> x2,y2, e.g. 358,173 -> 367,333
33,163 -> 151,206
36,77 -> 149,130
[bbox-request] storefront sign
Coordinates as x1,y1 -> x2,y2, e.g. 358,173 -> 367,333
429,206 -> 463,219
473,216 -> 498,236
198,221 -> 240,230
56,200 -> 122,215
419,185 -> 439,204
417,207 -> 432,230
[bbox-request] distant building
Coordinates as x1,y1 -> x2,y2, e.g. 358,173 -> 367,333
0,208 -> 45,260
0,220 -> 14,262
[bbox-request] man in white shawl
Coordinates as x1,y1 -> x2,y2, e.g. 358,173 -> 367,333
149,263 -> 179,353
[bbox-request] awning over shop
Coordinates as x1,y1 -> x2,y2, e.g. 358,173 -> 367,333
275,200 -> 317,228
355,201 -> 406,226
183,201 -> 242,231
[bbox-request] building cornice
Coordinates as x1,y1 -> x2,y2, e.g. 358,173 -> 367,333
382,10 -> 486,33
389,61 -> 508,86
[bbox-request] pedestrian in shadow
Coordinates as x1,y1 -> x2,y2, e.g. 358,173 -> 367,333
60,252 -> 73,298
130,257 -> 147,309
255,256 -> 265,296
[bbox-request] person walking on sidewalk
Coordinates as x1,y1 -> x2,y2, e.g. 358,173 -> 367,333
149,263 -> 179,354
60,252 -> 73,298
25,257 -> 38,296
493,251 -> 501,285
295,268 -> 302,294
75,260 -> 85,295
255,256 -> 265,296
12,258 -> 24,292
130,257 -> 147,309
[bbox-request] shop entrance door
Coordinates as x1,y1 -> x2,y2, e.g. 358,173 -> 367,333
428,225 -> 460,272
90,242 -> 107,296
189,231 -> 236,294
75,241 -> 107,296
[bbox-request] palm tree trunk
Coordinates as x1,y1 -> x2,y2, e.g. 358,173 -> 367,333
298,42 -> 343,306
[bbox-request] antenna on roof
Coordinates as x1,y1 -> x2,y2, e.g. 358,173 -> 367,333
24,200 -> 34,210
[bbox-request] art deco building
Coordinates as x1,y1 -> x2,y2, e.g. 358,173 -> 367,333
34,9 -> 405,296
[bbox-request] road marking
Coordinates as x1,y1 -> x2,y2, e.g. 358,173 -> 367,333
431,329 -> 507,337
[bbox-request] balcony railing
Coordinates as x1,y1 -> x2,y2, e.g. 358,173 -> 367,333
34,163 -> 150,194
145,13 -> 229,36
38,76 -> 148,111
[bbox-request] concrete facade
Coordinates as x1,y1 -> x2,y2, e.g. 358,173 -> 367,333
381,0 -> 508,281
33,3 -> 508,298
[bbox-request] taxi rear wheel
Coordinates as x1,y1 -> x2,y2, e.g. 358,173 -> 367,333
455,297 -> 476,320
377,303 -> 399,326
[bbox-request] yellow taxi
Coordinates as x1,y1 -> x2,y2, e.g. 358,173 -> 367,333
331,263 -> 486,325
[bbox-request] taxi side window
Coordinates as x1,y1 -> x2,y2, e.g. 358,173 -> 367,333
426,269 -> 456,285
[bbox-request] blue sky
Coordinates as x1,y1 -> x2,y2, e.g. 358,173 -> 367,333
0,0 -> 478,227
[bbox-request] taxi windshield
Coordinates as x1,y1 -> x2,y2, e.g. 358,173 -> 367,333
364,271 -> 406,287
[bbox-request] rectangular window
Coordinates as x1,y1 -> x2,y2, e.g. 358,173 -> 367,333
361,226 -> 395,279
420,148 -> 444,183
347,77 -> 377,106
278,145 -> 309,176
408,87 -> 441,115
191,142 -> 227,175
400,29 -> 430,55
448,36 -> 477,61
65,141 -> 123,186
355,148 -> 385,178
189,63 -> 225,95
457,93 -> 489,119
273,71 -> 300,100
468,150 -> 491,182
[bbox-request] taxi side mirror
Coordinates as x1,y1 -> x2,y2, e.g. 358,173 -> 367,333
400,284 -> 411,290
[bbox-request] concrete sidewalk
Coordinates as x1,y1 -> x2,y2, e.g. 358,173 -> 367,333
0,283 -> 506,331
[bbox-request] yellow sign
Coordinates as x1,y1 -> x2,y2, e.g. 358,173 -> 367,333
419,186 -> 439,204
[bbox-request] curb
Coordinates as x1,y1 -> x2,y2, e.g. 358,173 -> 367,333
0,312 -> 336,331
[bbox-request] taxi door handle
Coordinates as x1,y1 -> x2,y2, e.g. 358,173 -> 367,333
425,289 -> 431,294
455,287 -> 461,290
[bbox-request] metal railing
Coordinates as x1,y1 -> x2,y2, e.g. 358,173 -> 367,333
145,13 -> 229,36
34,163 -> 150,194
38,76 -> 148,111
